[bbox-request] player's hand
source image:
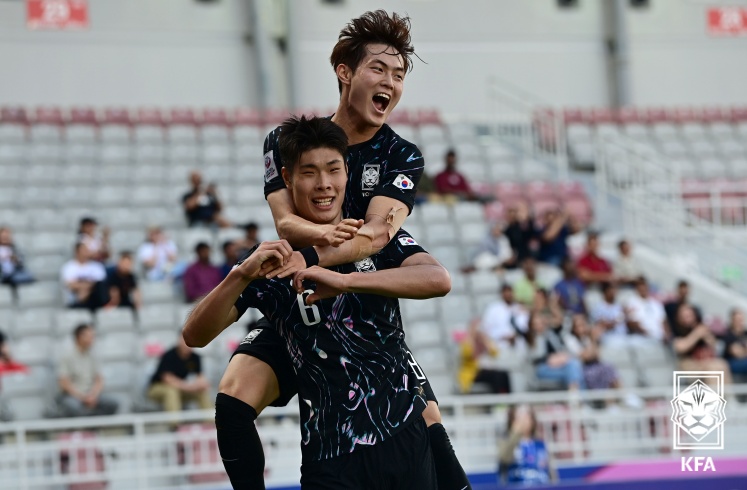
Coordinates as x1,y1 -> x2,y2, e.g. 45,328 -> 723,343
234,240 -> 292,281
319,219 -> 364,247
292,266 -> 348,304
263,251 -> 307,280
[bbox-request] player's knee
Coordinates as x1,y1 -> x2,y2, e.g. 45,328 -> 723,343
219,355 -> 280,413
422,400 -> 442,426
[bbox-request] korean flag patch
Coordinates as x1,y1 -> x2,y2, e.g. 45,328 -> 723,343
398,236 -> 418,246
264,150 -> 279,183
392,174 -> 414,190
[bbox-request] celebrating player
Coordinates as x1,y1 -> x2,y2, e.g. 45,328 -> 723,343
185,115 -> 448,488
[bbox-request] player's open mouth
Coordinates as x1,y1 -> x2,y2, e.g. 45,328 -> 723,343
312,197 -> 334,209
372,93 -> 390,114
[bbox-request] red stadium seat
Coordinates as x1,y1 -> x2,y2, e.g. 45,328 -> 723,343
386,108 -> 413,125
201,108 -> 231,125
617,106 -> 643,124
58,431 -> 107,490
34,106 -> 64,124
136,107 -> 165,125
531,198 -> 561,218
646,107 -> 668,123
484,201 -> 506,223
701,106 -> 727,123
415,108 -> 442,125
668,107 -> 697,123
565,197 -> 593,226
1,106 -> 29,124
680,178 -> 711,199
494,182 -> 525,204
170,107 -> 197,125
234,107 -> 261,125
70,107 -> 98,125
590,107 -> 615,124
562,108 -> 586,124
102,107 -> 132,125
176,423 -> 227,484
261,108 -> 290,126
729,106 -> 747,122
557,180 -> 586,199
525,181 -> 557,201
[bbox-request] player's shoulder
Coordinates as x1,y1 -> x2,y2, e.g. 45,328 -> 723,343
382,124 -> 422,155
383,228 -> 426,255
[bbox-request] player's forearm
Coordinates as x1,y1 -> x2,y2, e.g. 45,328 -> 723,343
183,270 -> 248,347
276,214 -> 331,248
316,219 -> 390,267
343,265 -> 451,299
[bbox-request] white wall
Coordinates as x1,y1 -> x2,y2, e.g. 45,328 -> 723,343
0,0 -> 258,107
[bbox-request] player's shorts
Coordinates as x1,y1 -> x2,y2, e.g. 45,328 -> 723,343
299,416 -> 437,490
231,317 -> 299,407
404,340 -> 438,405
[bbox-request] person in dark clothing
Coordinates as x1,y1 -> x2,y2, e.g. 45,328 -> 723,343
722,308 -> 747,375
181,171 -> 231,228
664,279 -> 702,329
148,334 -> 211,412
107,252 -> 141,311
503,202 -> 538,269
219,240 -> 239,279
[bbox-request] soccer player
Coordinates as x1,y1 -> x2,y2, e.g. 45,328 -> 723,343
206,10 -> 470,490
185,116 -> 446,488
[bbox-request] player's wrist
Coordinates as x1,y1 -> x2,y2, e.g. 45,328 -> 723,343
299,247 -> 319,268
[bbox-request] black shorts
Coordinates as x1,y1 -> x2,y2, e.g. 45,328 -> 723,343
231,317 -> 299,407
300,416 -> 437,490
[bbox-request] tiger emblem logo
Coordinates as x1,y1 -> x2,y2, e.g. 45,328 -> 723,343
671,379 -> 726,441
361,163 -> 380,191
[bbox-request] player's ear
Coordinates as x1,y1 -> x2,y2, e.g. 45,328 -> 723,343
281,167 -> 292,187
336,64 -> 353,89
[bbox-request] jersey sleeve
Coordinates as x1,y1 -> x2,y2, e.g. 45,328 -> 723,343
232,244 -> 266,319
262,126 -> 286,198
379,228 -> 428,269
373,142 -> 424,213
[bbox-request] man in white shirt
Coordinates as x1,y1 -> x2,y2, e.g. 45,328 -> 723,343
591,282 -> 628,339
60,243 -> 108,310
137,226 -> 180,281
481,284 -> 529,351
624,276 -> 667,342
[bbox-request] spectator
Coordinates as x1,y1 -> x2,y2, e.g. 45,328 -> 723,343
671,304 -> 731,382
76,217 -> 110,263
182,242 -> 222,303
553,257 -> 586,315
614,239 -> 641,287
137,226 -> 180,282
457,319 -> 511,394
234,222 -> 260,257
498,405 -> 555,486
468,222 -> 512,272
61,243 -> 109,311
107,252 -> 142,312
0,329 -> 27,374
527,312 -> 585,391
0,226 -> 34,289
182,170 -> 231,229
537,209 -> 578,267
723,308 -> 747,376
624,276 -> 667,343
576,232 -> 613,286
564,314 -> 620,390
590,282 -> 628,342
414,172 -> 438,205
219,240 -> 239,279
147,334 -> 211,412
503,202 -> 538,269
481,284 -> 529,351
513,258 -> 545,308
664,279 -> 703,329
434,149 -> 479,201
532,288 -> 564,331
56,324 -> 118,417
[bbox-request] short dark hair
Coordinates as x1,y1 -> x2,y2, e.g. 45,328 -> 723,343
601,281 -> 615,293
222,240 -> 234,253
330,10 -> 415,93
278,116 -> 348,175
73,323 -> 92,339
194,242 -> 210,254
446,148 -> 456,158
243,222 -> 258,232
677,279 -> 689,288
119,251 -> 132,259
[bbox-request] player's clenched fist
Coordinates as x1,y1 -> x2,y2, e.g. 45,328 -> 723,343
233,240 -> 293,281
320,218 -> 364,247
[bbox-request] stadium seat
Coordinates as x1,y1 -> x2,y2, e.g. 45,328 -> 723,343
168,144 -> 199,163
458,222 -> 488,248
55,309 -> 95,336
96,308 -> 136,333
437,294 -> 473,331
11,308 -> 55,338
404,321 -> 442,349
13,336 -> 52,366
430,246 -> 462,273
139,281 -> 176,305
100,108 -> 132,143
7,395 -> 48,421
401,298 -> 437,323
139,304 -> 178,332
97,332 -> 137,363
134,143 -> 165,164
17,282 -> 61,308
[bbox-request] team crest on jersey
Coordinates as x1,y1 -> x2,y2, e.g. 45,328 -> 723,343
240,328 -> 263,345
361,163 -> 380,191
264,150 -> 278,182
398,236 -> 418,246
354,257 -> 377,273
392,174 -> 414,190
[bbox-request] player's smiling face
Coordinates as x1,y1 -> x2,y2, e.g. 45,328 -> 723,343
347,43 -> 404,128
283,147 -> 347,225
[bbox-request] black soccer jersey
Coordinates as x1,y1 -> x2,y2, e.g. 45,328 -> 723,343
233,229 -> 429,462
262,122 -> 424,218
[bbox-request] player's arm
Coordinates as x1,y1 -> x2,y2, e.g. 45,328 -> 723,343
182,241 -> 292,348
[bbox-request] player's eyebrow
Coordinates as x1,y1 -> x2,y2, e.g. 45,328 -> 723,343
326,158 -> 343,166
371,58 -> 404,73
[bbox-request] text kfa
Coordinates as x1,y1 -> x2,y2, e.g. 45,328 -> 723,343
681,457 -> 716,472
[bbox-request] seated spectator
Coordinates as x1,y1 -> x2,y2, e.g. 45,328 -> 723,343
664,279 -> 702,329
56,324 -> 118,417
0,329 -> 27,374
576,232 -> 613,286
61,243 -> 109,311
183,242 -> 222,303
537,208 -> 578,267
481,284 -> 529,351
76,217 -> 110,263
613,239 -> 641,287
498,405 -> 555,486
219,240 -> 239,279
414,172 -> 438,205
147,334 -> 211,412
553,257 -> 586,315
0,226 -> 35,289
107,252 -> 141,312
468,222 -> 512,272
137,226 -> 180,281
532,288 -> 563,330
457,319 -> 511,394
672,304 -> 731,383
564,314 -> 619,390
624,276 -> 667,343
182,170 -> 231,229
723,308 -> 747,376
527,312 -> 584,390
503,202 -> 538,269
434,149 -> 480,202
590,282 -> 628,342
513,258 -> 545,308
234,222 -> 260,257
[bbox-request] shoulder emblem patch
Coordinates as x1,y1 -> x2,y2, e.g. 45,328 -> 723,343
264,150 -> 278,182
